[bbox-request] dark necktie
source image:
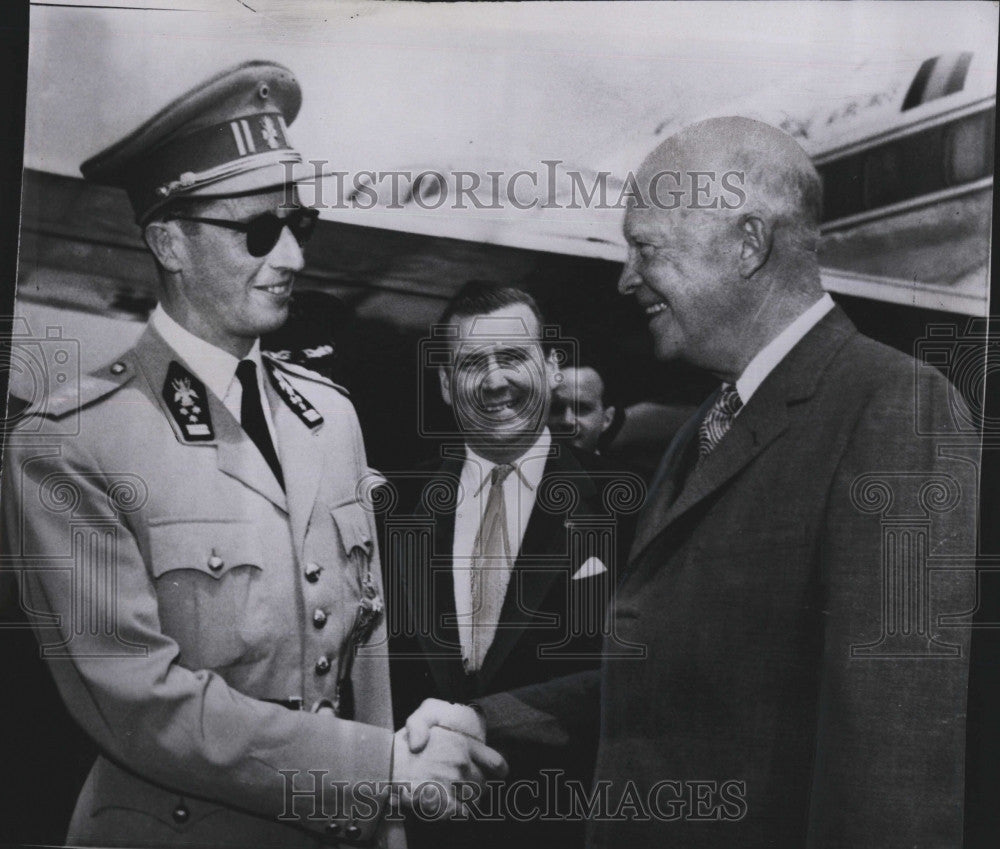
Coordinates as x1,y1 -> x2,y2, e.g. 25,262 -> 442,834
698,383 -> 743,459
235,360 -> 285,490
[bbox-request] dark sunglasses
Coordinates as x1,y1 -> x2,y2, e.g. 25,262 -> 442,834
168,207 -> 320,257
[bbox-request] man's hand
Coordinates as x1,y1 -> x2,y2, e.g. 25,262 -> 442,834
392,724 -> 507,816
404,698 -> 487,752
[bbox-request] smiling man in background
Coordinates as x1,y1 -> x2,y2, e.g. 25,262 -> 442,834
388,282 -> 636,849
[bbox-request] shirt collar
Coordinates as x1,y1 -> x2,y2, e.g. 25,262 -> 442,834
464,428 -> 552,494
150,304 -> 262,402
735,293 -> 835,405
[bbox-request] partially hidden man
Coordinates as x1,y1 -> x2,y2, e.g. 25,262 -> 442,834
0,61 -> 504,849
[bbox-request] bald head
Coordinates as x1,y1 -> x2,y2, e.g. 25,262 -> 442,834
618,116 -> 826,381
637,116 -> 823,241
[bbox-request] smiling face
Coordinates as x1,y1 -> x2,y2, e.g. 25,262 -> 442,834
439,303 -> 558,463
619,201 -> 740,366
156,188 -> 305,357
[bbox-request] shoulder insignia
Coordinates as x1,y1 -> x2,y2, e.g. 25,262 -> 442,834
16,355 -> 136,420
263,358 -> 324,429
162,361 -> 214,442
262,351 -> 350,396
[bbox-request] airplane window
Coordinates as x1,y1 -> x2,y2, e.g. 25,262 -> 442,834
945,111 -> 995,185
820,107 -> 994,224
819,156 -> 865,222
862,146 -> 903,210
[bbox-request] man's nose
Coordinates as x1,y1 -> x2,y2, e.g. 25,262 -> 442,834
268,224 -> 305,272
481,357 -> 508,391
618,250 -> 640,295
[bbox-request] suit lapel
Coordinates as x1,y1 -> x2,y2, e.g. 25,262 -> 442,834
478,447 -> 595,686
628,307 -> 858,566
628,392 -> 715,559
132,325 -> 287,512
408,458 -> 465,697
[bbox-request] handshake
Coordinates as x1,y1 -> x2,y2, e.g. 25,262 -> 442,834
392,698 -> 507,815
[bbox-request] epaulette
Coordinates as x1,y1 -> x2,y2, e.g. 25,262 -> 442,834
261,351 -> 350,397
16,354 -> 136,420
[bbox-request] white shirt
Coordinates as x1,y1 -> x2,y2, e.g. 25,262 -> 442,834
735,293 -> 836,406
452,429 -> 552,660
150,305 -> 278,448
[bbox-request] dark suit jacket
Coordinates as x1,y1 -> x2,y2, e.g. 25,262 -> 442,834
385,444 -> 642,848
477,308 -> 978,849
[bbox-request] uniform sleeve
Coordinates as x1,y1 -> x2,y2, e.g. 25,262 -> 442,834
806,364 -> 977,848
0,435 -> 394,845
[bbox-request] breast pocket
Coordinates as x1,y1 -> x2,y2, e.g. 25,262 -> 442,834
330,501 -> 374,564
148,520 -> 266,670
329,501 -> 385,647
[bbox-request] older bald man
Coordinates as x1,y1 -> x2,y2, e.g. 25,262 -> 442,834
405,117 -> 977,848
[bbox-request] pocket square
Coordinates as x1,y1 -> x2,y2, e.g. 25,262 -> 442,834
572,557 -> 608,580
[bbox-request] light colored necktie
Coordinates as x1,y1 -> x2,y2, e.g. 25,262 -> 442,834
698,384 -> 743,459
466,463 -> 515,672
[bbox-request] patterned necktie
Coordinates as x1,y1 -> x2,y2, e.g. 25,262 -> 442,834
235,360 -> 285,490
698,384 -> 743,459
466,463 -> 515,673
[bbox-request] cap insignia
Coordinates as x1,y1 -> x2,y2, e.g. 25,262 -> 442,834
261,115 -> 281,149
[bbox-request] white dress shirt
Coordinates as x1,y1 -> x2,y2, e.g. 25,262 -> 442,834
452,428 -> 552,662
150,305 -> 278,449
734,293 -> 835,407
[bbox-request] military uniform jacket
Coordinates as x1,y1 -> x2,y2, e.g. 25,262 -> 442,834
1,324 -> 402,848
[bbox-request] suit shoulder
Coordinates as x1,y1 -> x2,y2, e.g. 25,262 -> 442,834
820,332 -> 921,403
841,332 -> 960,399
836,331 -> 912,376
13,352 -> 137,420
832,331 -> 973,434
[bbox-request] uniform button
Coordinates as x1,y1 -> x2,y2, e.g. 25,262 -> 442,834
344,823 -> 361,839
110,361 -> 127,375
172,803 -> 190,824
315,655 -> 331,675
207,551 -> 224,572
304,562 -> 322,583
325,820 -> 341,835
312,608 -> 328,629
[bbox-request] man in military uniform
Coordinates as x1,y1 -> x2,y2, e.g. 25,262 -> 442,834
1,61 -> 504,848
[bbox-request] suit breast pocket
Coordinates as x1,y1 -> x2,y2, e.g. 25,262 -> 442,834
148,520 -> 266,670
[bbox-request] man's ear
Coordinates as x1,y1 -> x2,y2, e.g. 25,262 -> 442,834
600,405 -> 616,435
144,221 -> 184,273
438,366 -> 453,407
737,215 -> 772,279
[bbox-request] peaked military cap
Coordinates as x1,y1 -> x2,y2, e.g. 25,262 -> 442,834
81,60 -> 315,224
